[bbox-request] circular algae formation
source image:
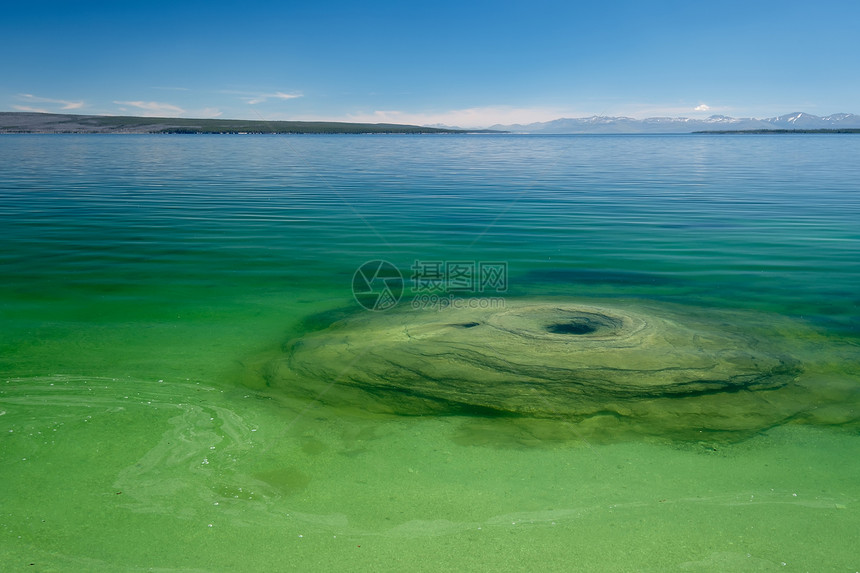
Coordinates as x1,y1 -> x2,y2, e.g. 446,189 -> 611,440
243,298 -> 852,441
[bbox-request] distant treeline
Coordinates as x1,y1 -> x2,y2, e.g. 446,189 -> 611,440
695,128 -> 860,134
0,112 -> 502,134
147,119 -> 464,134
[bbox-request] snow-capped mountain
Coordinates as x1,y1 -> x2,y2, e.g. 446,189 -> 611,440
484,112 -> 860,134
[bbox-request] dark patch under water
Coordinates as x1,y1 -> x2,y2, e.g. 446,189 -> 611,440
546,321 -> 597,335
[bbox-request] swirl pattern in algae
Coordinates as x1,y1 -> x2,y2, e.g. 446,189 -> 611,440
249,299 -> 857,442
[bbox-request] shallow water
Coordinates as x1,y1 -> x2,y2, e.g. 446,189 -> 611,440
1,134 -> 858,571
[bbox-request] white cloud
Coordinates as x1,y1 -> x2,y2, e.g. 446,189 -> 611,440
601,103 -> 733,118
243,91 -> 303,105
341,106 -> 580,128
19,93 -> 84,110
113,100 -> 186,116
12,105 -> 52,113
197,107 -> 223,118
110,101 -> 222,119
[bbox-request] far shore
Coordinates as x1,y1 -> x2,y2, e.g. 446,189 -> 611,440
0,111 -> 502,135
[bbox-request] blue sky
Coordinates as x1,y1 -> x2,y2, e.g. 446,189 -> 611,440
2,0 -> 858,126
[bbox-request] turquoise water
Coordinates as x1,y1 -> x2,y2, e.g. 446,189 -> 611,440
1,134 -> 858,571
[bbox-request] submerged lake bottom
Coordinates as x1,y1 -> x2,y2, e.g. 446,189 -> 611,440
1,134 -> 858,571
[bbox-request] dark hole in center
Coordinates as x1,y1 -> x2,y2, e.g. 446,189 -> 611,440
546,321 -> 596,335
453,322 -> 481,328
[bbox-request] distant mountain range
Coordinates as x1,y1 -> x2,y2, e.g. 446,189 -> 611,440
484,112 -> 860,134
3,110 -> 859,135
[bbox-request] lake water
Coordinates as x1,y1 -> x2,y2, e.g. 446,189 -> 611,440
1,134 -> 858,571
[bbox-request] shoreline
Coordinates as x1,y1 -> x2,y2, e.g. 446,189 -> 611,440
0,111 -> 501,135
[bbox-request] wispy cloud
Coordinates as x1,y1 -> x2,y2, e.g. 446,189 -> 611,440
239,91 -> 303,105
19,93 -> 84,110
605,103 -> 734,118
110,101 -> 223,118
113,100 -> 186,116
12,105 -> 52,113
198,107 -> 223,118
